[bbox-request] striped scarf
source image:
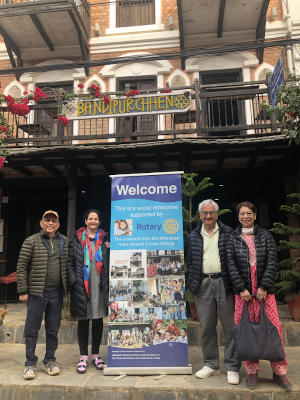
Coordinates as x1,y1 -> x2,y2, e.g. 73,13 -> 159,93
79,228 -> 105,297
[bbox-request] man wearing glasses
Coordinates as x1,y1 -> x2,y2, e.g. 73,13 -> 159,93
17,210 -> 68,380
187,199 -> 240,384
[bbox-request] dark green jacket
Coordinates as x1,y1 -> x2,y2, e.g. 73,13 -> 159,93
17,231 -> 68,296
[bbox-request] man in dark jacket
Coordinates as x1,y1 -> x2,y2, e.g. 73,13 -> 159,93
187,199 -> 240,384
17,210 -> 68,380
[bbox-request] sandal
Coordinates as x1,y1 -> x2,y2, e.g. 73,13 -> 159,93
77,356 -> 88,374
91,355 -> 104,370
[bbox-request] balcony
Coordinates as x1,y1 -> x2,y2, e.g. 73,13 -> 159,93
0,0 -> 90,70
3,80 -> 276,148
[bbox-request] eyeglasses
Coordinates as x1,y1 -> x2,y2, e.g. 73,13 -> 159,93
200,211 -> 218,216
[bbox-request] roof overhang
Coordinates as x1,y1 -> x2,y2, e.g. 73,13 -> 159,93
1,134 -> 296,180
177,0 -> 270,68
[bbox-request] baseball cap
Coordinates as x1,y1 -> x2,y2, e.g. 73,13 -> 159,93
42,210 -> 59,220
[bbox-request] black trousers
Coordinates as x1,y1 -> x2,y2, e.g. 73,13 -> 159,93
24,288 -> 63,366
77,318 -> 103,355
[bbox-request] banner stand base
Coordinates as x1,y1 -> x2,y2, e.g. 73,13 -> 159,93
103,365 -> 193,376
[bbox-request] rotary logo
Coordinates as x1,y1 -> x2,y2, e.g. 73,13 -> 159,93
174,94 -> 190,110
163,219 -> 179,234
62,100 -> 77,118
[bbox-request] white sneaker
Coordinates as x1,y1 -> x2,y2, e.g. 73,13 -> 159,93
195,366 -> 219,379
227,371 -> 240,385
23,365 -> 36,380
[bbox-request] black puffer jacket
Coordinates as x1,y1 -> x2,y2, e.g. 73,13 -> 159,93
67,228 -> 109,319
187,221 -> 233,295
227,225 -> 277,295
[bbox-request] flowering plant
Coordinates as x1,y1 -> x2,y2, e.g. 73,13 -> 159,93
262,74 -> 300,144
0,86 -> 50,167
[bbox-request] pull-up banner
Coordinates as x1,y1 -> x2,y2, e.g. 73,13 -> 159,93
107,172 -> 188,369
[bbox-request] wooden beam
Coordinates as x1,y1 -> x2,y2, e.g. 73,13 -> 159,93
0,24 -> 22,60
256,0 -> 270,63
217,0 -> 226,38
40,164 -> 62,177
176,0 -> 186,70
68,9 -> 89,75
78,163 -> 91,176
217,150 -> 226,171
8,166 -> 33,177
65,160 -> 77,239
30,14 -> 54,51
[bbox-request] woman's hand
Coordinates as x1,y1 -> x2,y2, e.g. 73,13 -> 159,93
256,287 -> 267,301
240,289 -> 251,302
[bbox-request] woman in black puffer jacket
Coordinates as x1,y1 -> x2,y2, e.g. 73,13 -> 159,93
67,209 -> 109,374
227,201 -> 291,391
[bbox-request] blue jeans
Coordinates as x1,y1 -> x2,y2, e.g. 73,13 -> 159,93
24,288 -> 63,366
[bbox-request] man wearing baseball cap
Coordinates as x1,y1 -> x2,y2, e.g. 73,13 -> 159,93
17,210 -> 68,380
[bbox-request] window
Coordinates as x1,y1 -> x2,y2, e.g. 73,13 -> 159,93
116,0 -> 155,27
117,77 -> 157,140
34,81 -> 74,136
200,70 -> 244,135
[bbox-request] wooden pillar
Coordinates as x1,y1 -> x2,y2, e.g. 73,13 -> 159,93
66,163 -> 77,240
194,78 -> 202,136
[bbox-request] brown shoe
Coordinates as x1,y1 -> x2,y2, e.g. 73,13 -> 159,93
246,373 -> 258,390
273,373 -> 292,391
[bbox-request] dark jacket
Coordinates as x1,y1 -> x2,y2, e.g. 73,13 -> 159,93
187,221 -> 233,295
226,225 -> 277,295
67,228 -> 109,319
17,231 -> 68,296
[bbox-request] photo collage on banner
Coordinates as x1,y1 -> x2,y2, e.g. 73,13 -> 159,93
108,173 -> 188,368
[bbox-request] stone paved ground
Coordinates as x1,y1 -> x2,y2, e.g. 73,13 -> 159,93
1,303 -> 300,399
0,343 -> 299,400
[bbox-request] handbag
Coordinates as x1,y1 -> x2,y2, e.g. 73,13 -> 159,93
233,300 -> 285,362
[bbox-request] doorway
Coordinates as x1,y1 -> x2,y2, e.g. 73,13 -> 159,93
117,77 -> 157,141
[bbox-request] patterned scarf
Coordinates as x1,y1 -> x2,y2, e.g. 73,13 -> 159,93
77,227 -> 105,297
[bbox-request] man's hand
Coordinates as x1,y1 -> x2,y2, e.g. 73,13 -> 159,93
19,294 -> 29,303
256,287 -> 267,301
240,289 -> 251,302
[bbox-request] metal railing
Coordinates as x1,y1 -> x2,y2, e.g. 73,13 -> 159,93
3,82 -> 277,148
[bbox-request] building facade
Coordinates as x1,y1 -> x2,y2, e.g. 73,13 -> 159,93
0,0 -> 299,279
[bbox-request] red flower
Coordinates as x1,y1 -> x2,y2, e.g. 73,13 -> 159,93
89,84 -> 101,98
23,90 -> 28,95
290,111 -> 295,118
0,157 -> 5,169
33,87 -> 48,102
94,87 -> 101,98
0,126 -> 8,132
11,102 -> 30,116
126,89 -> 140,97
4,95 -> 14,104
160,89 -> 171,93
78,83 -> 84,89
104,95 -> 110,104
58,115 -> 69,127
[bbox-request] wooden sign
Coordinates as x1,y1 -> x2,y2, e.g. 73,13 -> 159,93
62,93 -> 191,120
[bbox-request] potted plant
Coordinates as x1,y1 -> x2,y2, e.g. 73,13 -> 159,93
181,173 -> 230,320
271,193 -> 300,321
263,74 -> 300,144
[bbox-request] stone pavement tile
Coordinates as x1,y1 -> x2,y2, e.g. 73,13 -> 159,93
135,374 -> 191,388
85,372 -> 137,388
0,343 -> 299,397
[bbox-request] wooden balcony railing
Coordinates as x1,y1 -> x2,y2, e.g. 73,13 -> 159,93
3,81 -> 277,148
